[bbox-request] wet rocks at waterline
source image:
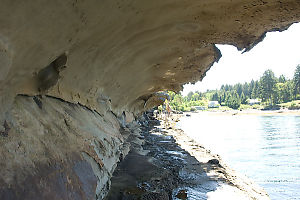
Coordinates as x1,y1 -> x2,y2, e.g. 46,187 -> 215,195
0,0 -> 299,199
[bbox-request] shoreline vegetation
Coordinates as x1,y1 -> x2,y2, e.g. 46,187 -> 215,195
165,66 -> 300,113
145,67 -> 300,198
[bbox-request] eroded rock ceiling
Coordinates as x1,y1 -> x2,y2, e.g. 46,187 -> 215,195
0,1 -> 300,199
1,0 -> 300,119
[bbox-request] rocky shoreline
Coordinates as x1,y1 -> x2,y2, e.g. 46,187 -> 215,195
106,113 -> 269,200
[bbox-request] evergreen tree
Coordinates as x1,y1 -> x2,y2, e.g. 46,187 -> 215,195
211,91 -> 219,102
243,82 -> 250,98
276,81 -> 293,103
285,81 -> 294,102
219,91 -> 225,104
224,84 -> 230,91
170,64 -> 300,111
225,91 -> 241,109
249,80 -> 255,98
240,92 -> 247,104
278,74 -> 286,83
293,64 -> 300,98
235,83 -> 243,96
260,69 -> 277,105
221,85 -> 225,91
251,81 -> 260,99
272,83 -> 281,104
224,91 -> 230,105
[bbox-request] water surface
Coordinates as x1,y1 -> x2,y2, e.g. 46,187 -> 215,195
178,113 -> 300,200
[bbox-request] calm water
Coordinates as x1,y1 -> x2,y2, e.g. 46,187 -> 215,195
178,113 -> 300,200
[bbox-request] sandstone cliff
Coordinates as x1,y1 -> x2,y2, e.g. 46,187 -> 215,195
0,1 -> 300,199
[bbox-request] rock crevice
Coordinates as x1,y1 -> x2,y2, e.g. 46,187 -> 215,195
0,95 -> 134,199
1,1 -> 300,121
0,1 -> 300,199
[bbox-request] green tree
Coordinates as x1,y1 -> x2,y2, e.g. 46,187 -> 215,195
225,91 -> 241,109
168,65 -> 299,111
242,82 -> 250,98
260,69 -> 277,105
240,92 -> 247,104
272,83 -> 281,104
191,93 -> 200,101
234,83 -> 243,96
170,94 -> 184,111
275,81 -> 293,103
224,84 -> 231,91
278,74 -> 286,83
168,91 -> 176,101
249,80 -> 254,98
225,92 -> 232,106
293,65 -> 300,98
211,91 -> 219,102
251,81 -> 260,99
195,91 -> 203,99
284,80 -> 294,102
219,91 -> 225,104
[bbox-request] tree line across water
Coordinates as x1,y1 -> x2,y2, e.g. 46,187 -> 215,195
168,65 -> 300,111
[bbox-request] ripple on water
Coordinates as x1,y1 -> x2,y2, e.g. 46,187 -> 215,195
178,114 -> 300,200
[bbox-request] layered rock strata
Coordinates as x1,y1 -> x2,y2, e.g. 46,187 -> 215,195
1,1 -> 300,199
0,95 -> 132,199
1,1 -> 300,120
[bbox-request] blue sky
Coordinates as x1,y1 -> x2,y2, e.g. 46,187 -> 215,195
182,23 -> 300,96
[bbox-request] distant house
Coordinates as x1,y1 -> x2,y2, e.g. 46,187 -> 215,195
248,99 -> 261,105
194,106 -> 206,110
208,101 -> 219,108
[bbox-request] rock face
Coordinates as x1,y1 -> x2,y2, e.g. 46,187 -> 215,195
0,95 -> 130,199
0,1 -> 300,199
1,1 -> 300,118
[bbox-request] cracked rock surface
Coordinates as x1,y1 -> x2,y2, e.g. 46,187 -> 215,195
0,95 -> 131,199
1,1 -> 300,120
0,1 -> 300,199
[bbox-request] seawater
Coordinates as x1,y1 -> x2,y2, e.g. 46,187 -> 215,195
178,113 -> 300,200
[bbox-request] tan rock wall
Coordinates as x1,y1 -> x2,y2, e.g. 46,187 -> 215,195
1,1 -> 300,199
0,95 -> 131,199
1,1 -> 300,122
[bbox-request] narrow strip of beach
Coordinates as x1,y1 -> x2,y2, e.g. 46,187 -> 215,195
107,113 -> 270,199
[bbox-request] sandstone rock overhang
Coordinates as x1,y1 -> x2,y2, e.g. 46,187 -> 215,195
1,1 -> 300,199
1,0 -> 300,120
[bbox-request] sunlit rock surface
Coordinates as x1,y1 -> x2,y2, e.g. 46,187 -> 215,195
0,0 -> 300,199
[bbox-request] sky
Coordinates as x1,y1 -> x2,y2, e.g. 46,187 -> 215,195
182,23 -> 300,96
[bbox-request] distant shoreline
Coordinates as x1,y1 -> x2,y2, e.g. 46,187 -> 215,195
184,109 -> 300,116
